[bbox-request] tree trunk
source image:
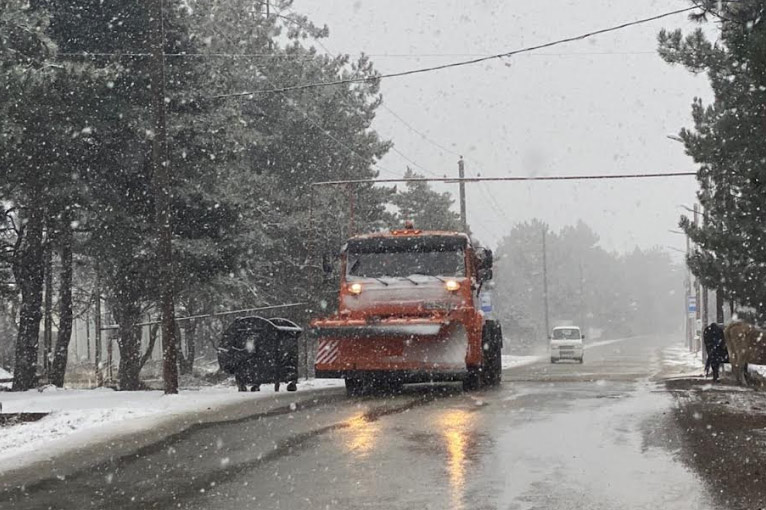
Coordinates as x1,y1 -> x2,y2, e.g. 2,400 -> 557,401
11,209 -> 45,391
114,301 -> 143,390
42,238 -> 53,378
50,221 -> 73,387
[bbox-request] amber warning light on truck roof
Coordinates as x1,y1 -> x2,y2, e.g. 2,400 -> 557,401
392,219 -> 421,235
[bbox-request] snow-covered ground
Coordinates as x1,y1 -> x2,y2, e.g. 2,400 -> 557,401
662,344 -> 704,371
501,337 -> 630,370
502,355 -> 542,369
0,367 -> 10,390
0,378 -> 343,465
662,343 -> 766,384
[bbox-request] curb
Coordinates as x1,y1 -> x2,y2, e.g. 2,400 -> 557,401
0,385 -> 344,492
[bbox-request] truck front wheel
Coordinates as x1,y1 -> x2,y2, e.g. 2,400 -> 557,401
463,368 -> 481,391
481,323 -> 503,387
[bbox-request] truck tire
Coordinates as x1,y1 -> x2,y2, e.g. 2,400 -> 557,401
463,368 -> 482,391
345,377 -> 364,396
482,324 -> 503,386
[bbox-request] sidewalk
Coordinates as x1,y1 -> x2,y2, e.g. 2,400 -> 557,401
662,346 -> 766,509
0,378 -> 344,489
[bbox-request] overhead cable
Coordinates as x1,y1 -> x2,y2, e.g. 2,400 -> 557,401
214,6 -> 699,98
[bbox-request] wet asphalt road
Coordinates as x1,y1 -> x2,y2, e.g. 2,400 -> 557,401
3,335 -> 723,510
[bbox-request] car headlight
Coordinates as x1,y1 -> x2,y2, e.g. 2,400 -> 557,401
445,280 -> 460,292
348,282 -> 363,295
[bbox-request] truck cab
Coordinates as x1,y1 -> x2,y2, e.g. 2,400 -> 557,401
549,326 -> 584,363
311,224 -> 502,394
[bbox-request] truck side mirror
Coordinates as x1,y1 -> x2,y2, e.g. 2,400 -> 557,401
478,268 -> 493,282
477,248 -> 493,271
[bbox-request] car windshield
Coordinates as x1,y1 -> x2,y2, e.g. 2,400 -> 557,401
552,328 -> 581,340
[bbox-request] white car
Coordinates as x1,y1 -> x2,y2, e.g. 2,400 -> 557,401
550,326 -> 584,363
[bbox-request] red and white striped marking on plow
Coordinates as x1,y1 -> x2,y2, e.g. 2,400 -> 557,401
316,339 -> 340,365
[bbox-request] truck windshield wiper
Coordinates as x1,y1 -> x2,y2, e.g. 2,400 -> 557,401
412,273 -> 447,283
399,275 -> 420,286
372,277 -> 389,286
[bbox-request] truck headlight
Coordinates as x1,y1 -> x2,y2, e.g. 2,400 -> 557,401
445,280 -> 460,292
349,282 -> 363,295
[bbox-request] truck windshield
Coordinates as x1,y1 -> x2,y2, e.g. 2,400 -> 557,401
552,328 -> 581,340
347,249 -> 465,278
345,235 -> 467,278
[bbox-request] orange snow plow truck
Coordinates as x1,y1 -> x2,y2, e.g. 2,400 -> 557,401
311,223 -> 502,395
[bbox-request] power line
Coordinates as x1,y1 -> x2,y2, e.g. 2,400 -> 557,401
276,4 -> 443,179
379,105 -> 462,158
390,146 -> 440,177
215,6 -> 699,98
478,180 -> 508,220
365,51 -> 660,58
277,93 -> 400,178
311,172 -> 697,186
55,50 -> 660,60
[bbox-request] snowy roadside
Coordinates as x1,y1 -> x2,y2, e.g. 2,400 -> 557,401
0,367 -> 11,390
0,378 -> 344,468
662,344 -> 704,373
661,342 -> 766,386
501,336 -> 631,370
501,355 -> 542,369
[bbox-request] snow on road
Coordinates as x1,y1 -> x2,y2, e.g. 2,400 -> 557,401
0,378 -> 343,465
662,344 -> 703,371
502,355 -> 542,369
501,337 -> 631,370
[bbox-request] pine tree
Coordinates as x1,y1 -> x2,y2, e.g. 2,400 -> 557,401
659,1 -> 766,319
391,169 -> 462,231
0,1 -> 110,390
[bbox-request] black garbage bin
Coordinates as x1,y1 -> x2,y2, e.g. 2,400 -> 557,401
217,316 -> 302,392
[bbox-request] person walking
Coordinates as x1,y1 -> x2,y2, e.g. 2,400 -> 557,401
703,323 -> 728,382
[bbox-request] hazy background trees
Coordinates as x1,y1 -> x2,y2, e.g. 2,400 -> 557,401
494,220 -> 683,352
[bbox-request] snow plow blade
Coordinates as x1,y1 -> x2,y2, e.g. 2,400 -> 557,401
312,319 -> 444,339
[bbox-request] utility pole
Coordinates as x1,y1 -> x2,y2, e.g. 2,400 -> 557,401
265,0 -> 273,51
542,227 -> 550,337
694,204 -> 701,352
151,0 -> 178,394
85,312 -> 91,363
94,268 -> 103,387
458,157 -> 467,233
347,183 -> 356,237
686,232 -> 692,351
716,287 -> 725,323
578,261 -> 585,332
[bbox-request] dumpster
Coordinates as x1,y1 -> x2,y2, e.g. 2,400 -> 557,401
217,316 -> 302,392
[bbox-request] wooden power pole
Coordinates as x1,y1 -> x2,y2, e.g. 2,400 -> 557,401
150,0 -> 178,394
542,227 -> 550,337
458,157 -> 467,233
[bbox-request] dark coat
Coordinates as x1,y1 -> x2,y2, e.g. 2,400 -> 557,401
704,323 -> 729,371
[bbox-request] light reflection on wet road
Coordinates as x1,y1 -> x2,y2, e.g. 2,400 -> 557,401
3,335 -> 720,509
438,409 -> 474,510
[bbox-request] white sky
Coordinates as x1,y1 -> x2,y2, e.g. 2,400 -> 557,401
294,0 -> 713,255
